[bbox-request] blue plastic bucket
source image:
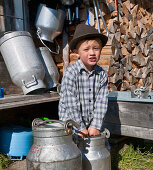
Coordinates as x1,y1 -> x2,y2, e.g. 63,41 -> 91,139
0,125 -> 33,160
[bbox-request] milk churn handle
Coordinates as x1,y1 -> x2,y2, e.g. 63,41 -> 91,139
32,118 -> 80,135
22,75 -> 37,88
102,128 -> 110,138
64,120 -> 80,135
37,28 -> 60,55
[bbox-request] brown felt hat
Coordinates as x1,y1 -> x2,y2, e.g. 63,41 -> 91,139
69,24 -> 108,51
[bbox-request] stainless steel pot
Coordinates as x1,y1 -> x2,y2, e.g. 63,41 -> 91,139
35,4 -> 66,42
26,119 -> 82,170
0,31 -> 46,94
77,129 -> 111,170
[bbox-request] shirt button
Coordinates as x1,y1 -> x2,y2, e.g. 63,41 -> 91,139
89,100 -> 91,102
89,89 -> 91,91
89,112 -> 92,114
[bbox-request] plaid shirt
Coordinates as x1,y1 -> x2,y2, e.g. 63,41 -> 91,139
58,59 -> 108,131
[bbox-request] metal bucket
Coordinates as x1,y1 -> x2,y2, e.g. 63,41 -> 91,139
77,129 -> 111,170
37,47 -> 60,89
0,31 -> 46,94
35,4 -> 66,43
0,0 -> 29,32
26,119 -> 82,170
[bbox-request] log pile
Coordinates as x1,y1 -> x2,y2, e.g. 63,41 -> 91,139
107,0 -> 153,91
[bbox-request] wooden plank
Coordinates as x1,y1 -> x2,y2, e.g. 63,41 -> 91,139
63,29 -> 69,73
103,122 -> 153,141
0,92 -> 60,110
105,100 -> 153,129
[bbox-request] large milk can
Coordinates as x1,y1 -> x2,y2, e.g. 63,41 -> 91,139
77,129 -> 111,170
0,31 -> 46,94
37,47 -> 60,89
26,119 -> 82,170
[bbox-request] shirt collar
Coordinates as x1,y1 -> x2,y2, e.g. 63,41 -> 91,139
76,59 -> 101,74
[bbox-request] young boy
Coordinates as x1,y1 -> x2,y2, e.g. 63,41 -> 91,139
58,24 -> 108,138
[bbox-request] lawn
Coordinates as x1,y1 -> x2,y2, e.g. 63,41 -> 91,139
111,137 -> 153,170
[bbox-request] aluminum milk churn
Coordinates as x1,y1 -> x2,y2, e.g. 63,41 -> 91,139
0,31 -> 46,94
26,119 -> 82,170
37,47 -> 60,89
77,129 -> 111,170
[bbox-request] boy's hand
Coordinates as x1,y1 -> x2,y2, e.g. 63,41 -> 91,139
78,129 -> 88,138
88,127 -> 100,136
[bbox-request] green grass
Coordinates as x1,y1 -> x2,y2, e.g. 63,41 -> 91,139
118,144 -> 153,169
0,153 -> 11,169
111,138 -> 153,170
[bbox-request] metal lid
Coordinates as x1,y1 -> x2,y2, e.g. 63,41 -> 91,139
0,31 -> 32,46
32,118 -> 80,137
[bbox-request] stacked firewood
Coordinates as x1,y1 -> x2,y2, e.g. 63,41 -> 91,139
106,0 -> 153,91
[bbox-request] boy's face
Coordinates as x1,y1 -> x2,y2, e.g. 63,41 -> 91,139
74,39 -> 102,72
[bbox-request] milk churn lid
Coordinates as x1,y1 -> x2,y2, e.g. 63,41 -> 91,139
32,118 -> 80,137
0,31 -> 32,46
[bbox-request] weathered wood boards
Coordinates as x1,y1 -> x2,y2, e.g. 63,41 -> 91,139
0,92 -> 60,110
103,122 -> 153,140
103,91 -> 153,140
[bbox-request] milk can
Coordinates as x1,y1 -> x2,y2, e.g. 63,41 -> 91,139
26,119 -> 82,170
37,47 -> 60,89
0,31 -> 46,94
77,129 -> 111,170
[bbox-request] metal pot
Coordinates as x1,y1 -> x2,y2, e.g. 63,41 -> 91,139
35,4 -> 66,42
26,119 -> 82,170
77,129 -> 111,170
0,31 -> 46,94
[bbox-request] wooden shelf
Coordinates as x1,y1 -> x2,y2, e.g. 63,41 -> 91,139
0,92 -> 60,110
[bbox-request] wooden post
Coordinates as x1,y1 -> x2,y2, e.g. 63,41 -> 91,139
62,28 -> 69,74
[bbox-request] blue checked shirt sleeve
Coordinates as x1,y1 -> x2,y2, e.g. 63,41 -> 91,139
58,70 -> 86,131
90,73 -> 108,130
